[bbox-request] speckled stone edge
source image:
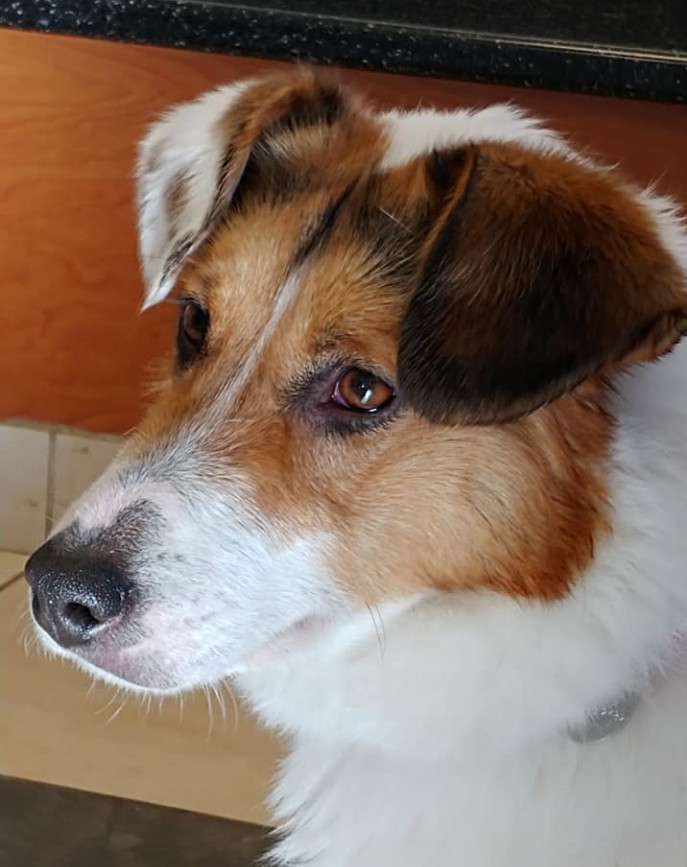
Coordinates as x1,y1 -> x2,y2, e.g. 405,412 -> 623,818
1,0 -> 686,102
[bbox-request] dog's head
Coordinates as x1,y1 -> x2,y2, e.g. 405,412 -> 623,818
26,71 -> 687,692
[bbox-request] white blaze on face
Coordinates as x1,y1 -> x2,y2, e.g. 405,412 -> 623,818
39,266 -> 344,692
208,267 -> 306,424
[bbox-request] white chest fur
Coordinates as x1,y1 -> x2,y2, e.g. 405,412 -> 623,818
239,343 -> 687,866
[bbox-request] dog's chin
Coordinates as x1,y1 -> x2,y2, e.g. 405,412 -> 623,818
34,612 -> 332,695
35,630 -> 194,694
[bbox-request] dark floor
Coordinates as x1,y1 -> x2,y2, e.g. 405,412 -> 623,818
0,775 -> 268,866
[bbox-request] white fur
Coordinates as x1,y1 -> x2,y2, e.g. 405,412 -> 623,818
380,104 -> 570,168
36,84 -> 687,865
137,81 -> 252,308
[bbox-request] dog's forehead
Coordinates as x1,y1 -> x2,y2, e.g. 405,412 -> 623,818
183,188 -> 409,365
191,199 -> 310,315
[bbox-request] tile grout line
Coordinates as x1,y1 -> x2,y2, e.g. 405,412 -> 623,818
45,429 -> 56,539
1,420 -> 123,556
0,571 -> 26,593
0,417 -> 121,443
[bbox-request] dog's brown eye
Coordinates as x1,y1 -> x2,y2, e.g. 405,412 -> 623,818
332,368 -> 395,412
177,300 -> 209,367
181,300 -> 208,346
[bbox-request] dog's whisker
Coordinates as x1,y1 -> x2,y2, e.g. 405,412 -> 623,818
211,682 -> 227,725
224,681 -> 241,736
202,685 -> 215,740
104,694 -> 128,726
377,206 -> 414,236
366,603 -> 386,663
95,688 -> 121,717
14,597 -> 30,619
20,623 -> 38,657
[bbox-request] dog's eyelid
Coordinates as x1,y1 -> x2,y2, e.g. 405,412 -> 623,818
176,294 -> 208,311
287,355 -> 392,394
285,356 -> 399,435
176,297 -> 210,371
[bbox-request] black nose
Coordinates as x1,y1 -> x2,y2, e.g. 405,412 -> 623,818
25,535 -> 134,648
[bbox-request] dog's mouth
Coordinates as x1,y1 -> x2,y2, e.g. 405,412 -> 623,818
33,602 -> 332,693
31,608 -> 182,692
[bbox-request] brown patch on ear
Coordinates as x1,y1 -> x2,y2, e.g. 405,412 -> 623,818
209,69 -> 383,221
365,147 -> 477,246
164,169 -> 191,237
622,309 -> 687,366
333,148 -> 479,294
398,143 -> 687,425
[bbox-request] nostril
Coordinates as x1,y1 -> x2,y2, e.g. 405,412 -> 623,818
63,601 -> 102,632
54,582 -> 130,643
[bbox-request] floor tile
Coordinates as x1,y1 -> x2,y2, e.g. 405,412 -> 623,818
0,551 -> 27,590
52,432 -> 122,524
0,580 -> 281,825
0,425 -> 49,553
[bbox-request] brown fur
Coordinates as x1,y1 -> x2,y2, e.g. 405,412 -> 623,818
131,73 -> 687,605
398,142 -> 687,424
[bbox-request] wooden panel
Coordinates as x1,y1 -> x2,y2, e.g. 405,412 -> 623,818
1,30 -> 686,434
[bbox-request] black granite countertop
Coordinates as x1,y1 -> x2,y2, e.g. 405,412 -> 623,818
1,0 -> 686,103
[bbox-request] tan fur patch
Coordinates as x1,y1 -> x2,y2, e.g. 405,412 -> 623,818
131,73 -> 687,607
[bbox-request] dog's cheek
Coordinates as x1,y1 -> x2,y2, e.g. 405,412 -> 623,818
131,496 -> 343,675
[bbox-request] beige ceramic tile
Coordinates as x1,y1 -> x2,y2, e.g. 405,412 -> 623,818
0,580 -> 282,825
0,425 -> 50,553
0,550 -> 27,589
51,432 -> 122,524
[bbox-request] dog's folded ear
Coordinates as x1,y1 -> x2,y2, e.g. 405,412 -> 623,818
136,70 -> 364,308
397,143 -> 687,425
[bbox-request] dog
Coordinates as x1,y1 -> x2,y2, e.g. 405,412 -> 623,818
25,70 -> 687,866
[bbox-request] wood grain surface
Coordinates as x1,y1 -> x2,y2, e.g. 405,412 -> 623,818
2,30 -> 686,434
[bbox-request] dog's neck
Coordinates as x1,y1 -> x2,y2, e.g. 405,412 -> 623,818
239,342 -> 687,759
